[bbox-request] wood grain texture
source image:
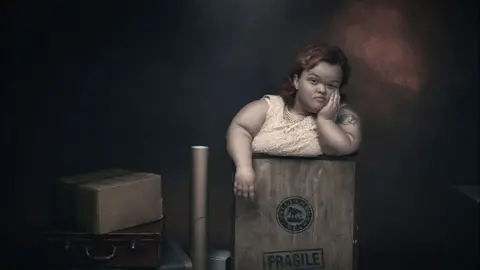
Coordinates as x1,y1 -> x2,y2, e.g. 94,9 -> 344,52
234,157 -> 357,270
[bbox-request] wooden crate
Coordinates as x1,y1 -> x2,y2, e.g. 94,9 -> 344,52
233,154 -> 358,270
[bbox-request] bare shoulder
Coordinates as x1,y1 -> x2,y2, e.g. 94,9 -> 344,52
238,99 -> 268,114
230,99 -> 269,136
335,105 -> 361,126
233,99 -> 269,122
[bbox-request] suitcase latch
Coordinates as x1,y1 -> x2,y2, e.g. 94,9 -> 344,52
130,240 -> 137,250
64,240 -> 70,250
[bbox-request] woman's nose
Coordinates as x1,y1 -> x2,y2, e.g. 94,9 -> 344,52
317,84 -> 326,93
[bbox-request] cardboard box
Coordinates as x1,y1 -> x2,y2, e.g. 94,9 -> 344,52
55,168 -> 131,228
75,172 -> 163,234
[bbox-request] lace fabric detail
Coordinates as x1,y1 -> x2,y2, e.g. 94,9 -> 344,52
251,95 -> 322,157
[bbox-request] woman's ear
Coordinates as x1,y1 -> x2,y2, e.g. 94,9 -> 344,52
293,74 -> 299,90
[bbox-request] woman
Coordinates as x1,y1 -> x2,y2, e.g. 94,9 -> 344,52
227,43 -> 362,199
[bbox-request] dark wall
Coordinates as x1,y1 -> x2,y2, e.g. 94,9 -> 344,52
3,0 -> 478,269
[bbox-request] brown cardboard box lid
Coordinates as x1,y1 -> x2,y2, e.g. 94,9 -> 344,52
58,168 -> 131,185
78,172 -> 161,191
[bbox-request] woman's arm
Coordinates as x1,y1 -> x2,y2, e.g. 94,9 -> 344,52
226,100 -> 268,169
316,105 -> 362,155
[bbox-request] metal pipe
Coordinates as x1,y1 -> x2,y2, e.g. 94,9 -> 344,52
191,146 -> 209,270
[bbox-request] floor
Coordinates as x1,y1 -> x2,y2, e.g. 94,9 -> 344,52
2,183 -> 478,270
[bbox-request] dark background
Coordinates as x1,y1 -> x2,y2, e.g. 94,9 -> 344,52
3,0 -> 478,269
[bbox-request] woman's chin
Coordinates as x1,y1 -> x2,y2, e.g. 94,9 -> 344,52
308,105 -> 325,114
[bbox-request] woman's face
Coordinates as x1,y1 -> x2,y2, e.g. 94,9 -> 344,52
293,61 -> 343,114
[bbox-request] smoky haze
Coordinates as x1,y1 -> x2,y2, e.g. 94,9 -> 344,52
3,0 -> 478,269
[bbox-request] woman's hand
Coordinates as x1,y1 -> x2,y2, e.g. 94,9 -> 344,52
317,90 -> 340,121
233,167 -> 255,200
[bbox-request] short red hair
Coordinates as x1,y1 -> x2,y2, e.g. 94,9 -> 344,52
279,43 -> 351,108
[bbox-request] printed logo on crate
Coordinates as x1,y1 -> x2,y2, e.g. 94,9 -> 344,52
276,196 -> 314,233
263,249 -> 325,270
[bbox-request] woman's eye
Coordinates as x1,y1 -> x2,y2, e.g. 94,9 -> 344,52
310,79 -> 318,84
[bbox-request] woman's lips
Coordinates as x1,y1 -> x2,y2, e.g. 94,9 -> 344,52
313,97 -> 327,102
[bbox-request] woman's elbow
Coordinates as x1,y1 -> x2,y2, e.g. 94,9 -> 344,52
340,141 -> 360,155
323,141 -> 359,156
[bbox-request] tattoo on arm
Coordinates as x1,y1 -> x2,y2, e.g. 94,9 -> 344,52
336,114 -> 359,125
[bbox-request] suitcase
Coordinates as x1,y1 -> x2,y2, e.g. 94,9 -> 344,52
50,237 -> 192,270
44,218 -> 164,268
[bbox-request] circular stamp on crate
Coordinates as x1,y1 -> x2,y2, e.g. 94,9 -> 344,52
276,196 -> 314,233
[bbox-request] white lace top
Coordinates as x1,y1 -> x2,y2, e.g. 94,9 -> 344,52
251,95 -> 346,157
